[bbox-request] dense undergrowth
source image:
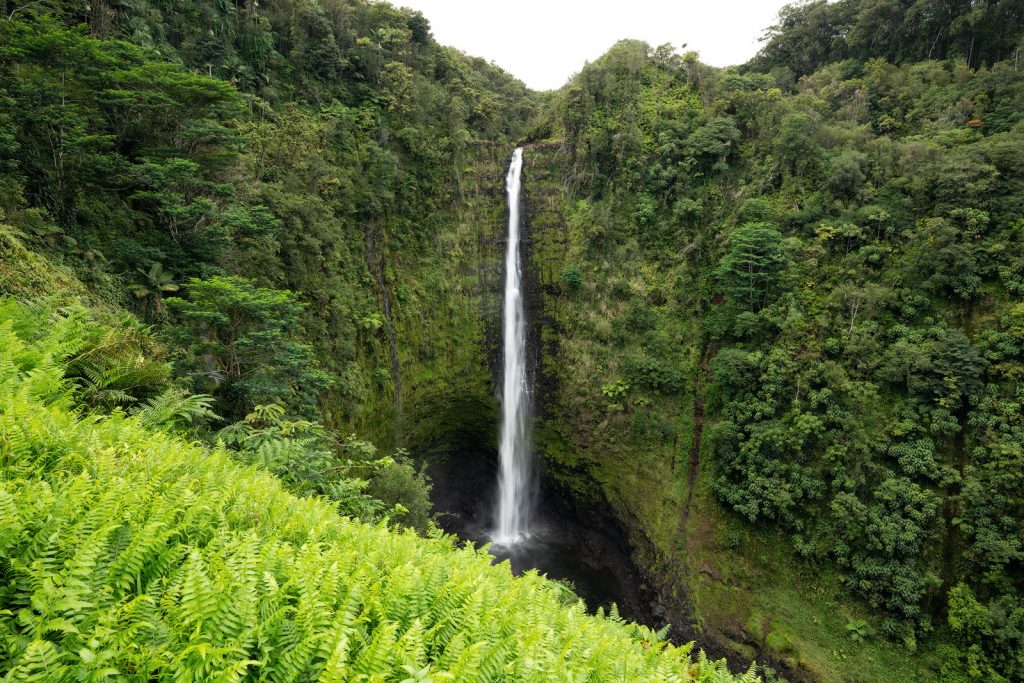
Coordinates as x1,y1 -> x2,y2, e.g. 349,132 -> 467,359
0,299 -> 753,681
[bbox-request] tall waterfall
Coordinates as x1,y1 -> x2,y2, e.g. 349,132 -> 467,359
493,147 -> 532,545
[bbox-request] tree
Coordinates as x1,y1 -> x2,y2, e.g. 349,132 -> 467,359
405,11 -> 431,45
827,149 -> 869,199
715,222 -> 786,317
905,215 -> 985,300
774,113 -> 821,178
166,276 -> 330,418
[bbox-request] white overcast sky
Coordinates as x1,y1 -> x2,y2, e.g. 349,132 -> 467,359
396,1 -> 792,90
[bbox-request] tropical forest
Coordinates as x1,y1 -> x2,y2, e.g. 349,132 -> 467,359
0,0 -> 1022,680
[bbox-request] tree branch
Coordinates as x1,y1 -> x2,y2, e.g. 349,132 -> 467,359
7,0 -> 49,22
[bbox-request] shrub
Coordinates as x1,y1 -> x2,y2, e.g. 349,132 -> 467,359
624,355 -> 685,394
560,264 -> 583,292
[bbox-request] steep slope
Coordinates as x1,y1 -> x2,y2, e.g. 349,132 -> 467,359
0,1 -> 530,449
524,24 -> 1024,682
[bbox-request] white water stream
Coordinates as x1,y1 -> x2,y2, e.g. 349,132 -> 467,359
493,147 -> 532,545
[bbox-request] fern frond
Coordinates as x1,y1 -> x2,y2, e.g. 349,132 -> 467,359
132,389 -> 219,430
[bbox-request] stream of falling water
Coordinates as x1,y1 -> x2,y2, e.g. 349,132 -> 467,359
493,147 -> 531,545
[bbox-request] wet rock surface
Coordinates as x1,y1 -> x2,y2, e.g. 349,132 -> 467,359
428,448 -> 665,630
426,446 -> 766,677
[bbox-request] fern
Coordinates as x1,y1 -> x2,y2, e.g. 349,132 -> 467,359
5,639 -> 68,682
0,299 -> 758,682
131,389 -> 219,430
62,316 -> 170,410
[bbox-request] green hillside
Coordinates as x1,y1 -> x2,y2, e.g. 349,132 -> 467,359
0,299 -> 752,680
523,7 -> 1024,680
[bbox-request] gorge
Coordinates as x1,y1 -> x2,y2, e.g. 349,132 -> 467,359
1,0 -> 1023,681
428,145 -> 690,644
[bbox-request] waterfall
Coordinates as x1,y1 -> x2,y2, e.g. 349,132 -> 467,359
493,147 -> 532,545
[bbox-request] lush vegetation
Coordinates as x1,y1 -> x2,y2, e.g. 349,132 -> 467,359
752,0 -> 1024,78
0,0 -> 531,445
0,298 -> 751,681
3,0 -> 1024,680
0,0 -> 527,565
0,0 -> 752,679
524,6 -> 1024,680
0,0 -> 531,649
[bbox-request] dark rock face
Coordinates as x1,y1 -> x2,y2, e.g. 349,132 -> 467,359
426,446 -> 665,631
421,144 -> 760,674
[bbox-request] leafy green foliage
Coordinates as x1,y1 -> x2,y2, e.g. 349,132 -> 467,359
751,0 -> 1024,77
131,388 -> 219,431
845,618 -> 870,642
624,355 -> 685,394
165,276 -> 331,419
0,299 -> 171,411
219,405 -> 388,520
0,1 -> 536,450
0,300 -> 752,682
217,404 -> 433,529
536,3 -> 1024,678
560,264 -> 583,292
712,222 -> 786,334
365,452 -> 434,533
